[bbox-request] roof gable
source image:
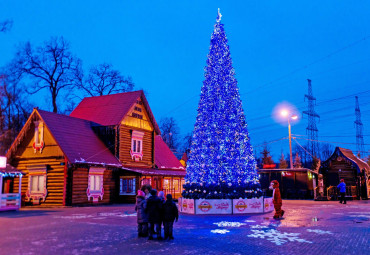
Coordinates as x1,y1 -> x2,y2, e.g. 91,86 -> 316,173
325,147 -> 370,174
7,109 -> 121,167
70,90 -> 160,134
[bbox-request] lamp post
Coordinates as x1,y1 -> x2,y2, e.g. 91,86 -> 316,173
281,110 -> 298,169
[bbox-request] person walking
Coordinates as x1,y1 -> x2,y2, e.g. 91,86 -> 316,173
337,179 -> 347,204
163,194 -> 179,240
135,190 -> 148,237
146,189 -> 163,240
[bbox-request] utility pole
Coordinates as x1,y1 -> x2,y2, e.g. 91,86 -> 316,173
303,79 -> 320,158
354,96 -> 365,157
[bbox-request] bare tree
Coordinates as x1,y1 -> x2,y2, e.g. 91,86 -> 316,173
9,36 -> 82,113
181,132 -> 193,153
0,19 -> 13,33
159,117 -> 180,153
320,143 -> 334,161
0,74 -> 31,154
77,63 -> 134,97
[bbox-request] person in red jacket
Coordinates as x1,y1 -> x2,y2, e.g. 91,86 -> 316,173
269,180 -> 285,219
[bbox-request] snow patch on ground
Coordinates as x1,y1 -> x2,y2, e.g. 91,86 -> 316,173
211,229 -> 230,234
307,229 -> 333,235
248,229 -> 313,246
213,221 -> 246,227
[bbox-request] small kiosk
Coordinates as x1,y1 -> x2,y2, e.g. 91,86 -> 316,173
0,157 -> 23,211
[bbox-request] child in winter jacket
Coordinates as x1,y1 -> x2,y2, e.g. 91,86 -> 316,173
163,194 -> 179,240
135,190 -> 148,237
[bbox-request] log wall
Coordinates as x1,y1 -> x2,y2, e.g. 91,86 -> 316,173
10,118 -> 66,207
119,125 -> 154,168
71,167 -> 116,205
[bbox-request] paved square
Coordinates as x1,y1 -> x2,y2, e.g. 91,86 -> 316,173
0,200 -> 369,255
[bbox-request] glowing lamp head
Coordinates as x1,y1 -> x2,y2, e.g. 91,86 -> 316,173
281,110 -> 288,117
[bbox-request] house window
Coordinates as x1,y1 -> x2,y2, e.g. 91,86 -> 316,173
30,175 -> 45,192
87,167 -> 105,202
141,177 -> 151,187
120,177 -> 136,195
89,175 -> 102,192
26,165 -> 47,204
130,130 -> 144,161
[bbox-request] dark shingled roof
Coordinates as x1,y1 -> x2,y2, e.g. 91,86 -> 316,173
154,135 -> 184,170
37,110 -> 121,166
337,147 -> 370,174
70,90 -> 160,134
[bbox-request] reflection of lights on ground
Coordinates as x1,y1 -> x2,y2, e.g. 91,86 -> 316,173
211,229 -> 230,234
307,229 -> 333,235
213,221 -> 246,227
248,229 -> 312,246
244,220 -> 256,223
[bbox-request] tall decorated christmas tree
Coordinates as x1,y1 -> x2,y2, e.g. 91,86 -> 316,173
183,10 -> 261,199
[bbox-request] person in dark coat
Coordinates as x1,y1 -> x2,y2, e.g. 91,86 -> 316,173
146,189 -> 163,240
135,190 -> 148,237
163,194 -> 179,240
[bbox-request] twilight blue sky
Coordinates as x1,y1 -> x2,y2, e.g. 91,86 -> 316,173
1,1 -> 370,160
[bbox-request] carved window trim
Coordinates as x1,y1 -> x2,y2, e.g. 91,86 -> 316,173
130,130 -> 144,161
33,121 -> 45,153
26,165 -> 47,204
87,167 -> 105,203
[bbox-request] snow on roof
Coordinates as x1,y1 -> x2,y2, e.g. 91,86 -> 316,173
70,90 -> 160,134
154,135 -> 185,170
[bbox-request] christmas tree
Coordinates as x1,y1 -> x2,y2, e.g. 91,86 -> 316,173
183,9 -> 261,199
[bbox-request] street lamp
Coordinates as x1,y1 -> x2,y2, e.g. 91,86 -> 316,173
281,110 -> 298,169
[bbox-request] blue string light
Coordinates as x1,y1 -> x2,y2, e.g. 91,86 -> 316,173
183,10 -> 262,199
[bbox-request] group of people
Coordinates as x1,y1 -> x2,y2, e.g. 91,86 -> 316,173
135,185 -> 179,241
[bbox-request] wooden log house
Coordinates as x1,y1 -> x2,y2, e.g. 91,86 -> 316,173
321,147 -> 370,200
6,90 -> 185,207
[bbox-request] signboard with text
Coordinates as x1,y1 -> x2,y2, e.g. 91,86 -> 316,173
263,197 -> 274,213
181,198 -> 195,214
232,197 -> 264,214
195,199 -> 232,214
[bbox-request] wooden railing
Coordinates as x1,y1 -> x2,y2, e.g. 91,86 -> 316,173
0,193 -> 21,211
326,185 -> 357,200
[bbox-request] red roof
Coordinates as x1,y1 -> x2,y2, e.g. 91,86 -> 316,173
70,90 -> 160,134
154,135 -> 185,170
37,110 -> 121,166
123,167 -> 186,177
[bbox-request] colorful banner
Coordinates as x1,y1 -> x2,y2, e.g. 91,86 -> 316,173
181,198 -> 195,214
263,197 -> 274,213
232,197 -> 264,214
195,199 -> 232,214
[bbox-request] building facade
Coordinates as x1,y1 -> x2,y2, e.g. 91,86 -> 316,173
6,91 -> 185,207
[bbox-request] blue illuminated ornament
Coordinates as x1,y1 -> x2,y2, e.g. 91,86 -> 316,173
183,9 -> 261,199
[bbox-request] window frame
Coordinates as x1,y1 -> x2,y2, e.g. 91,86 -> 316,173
87,167 -> 105,202
130,130 -> 144,161
119,177 -> 136,195
26,165 -> 47,204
